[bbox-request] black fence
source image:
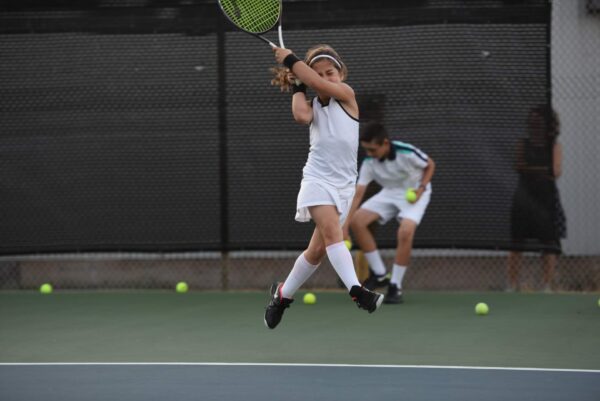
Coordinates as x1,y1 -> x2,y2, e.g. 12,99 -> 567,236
1,0 -> 552,255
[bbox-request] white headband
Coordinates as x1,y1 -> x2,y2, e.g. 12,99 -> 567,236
309,54 -> 342,70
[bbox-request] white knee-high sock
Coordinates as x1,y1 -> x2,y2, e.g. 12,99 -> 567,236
326,242 -> 361,290
390,264 -> 407,289
364,250 -> 387,275
281,253 -> 319,299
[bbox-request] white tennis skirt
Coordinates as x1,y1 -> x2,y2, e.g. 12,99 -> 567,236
295,179 -> 355,224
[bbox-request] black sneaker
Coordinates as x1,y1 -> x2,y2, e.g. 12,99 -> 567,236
362,270 -> 390,290
264,282 -> 293,329
383,284 -> 404,304
349,285 -> 384,313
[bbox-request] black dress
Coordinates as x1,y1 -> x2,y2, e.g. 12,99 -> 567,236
510,138 -> 566,252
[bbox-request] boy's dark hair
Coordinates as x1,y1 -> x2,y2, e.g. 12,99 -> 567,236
360,121 -> 389,144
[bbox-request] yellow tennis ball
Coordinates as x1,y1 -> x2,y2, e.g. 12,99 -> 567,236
405,188 -> 417,203
344,239 -> 352,250
475,302 -> 489,315
39,283 -> 53,294
176,282 -> 188,293
303,292 -> 317,305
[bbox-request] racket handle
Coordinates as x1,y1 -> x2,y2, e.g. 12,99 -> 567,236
257,34 -> 277,47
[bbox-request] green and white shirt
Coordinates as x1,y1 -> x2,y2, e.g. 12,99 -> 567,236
358,140 -> 429,191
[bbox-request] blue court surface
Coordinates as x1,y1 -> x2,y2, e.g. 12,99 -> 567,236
1,363 -> 599,401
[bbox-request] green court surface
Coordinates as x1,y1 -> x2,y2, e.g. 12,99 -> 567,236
1,291 -> 599,369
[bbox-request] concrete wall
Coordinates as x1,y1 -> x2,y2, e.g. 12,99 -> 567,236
552,0 -> 600,255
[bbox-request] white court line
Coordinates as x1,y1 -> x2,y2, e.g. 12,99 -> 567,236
0,362 -> 598,373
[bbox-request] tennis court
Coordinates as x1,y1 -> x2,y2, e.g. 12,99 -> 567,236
2,0 -> 600,399
2,364 -> 599,401
1,291 -> 599,400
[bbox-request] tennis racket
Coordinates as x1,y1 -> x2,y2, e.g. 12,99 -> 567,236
218,0 -> 286,48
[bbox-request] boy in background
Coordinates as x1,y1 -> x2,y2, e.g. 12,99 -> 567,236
344,122 -> 435,303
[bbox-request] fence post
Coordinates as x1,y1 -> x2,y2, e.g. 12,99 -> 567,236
217,7 -> 229,290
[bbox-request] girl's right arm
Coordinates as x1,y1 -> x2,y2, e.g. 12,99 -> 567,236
291,79 -> 313,125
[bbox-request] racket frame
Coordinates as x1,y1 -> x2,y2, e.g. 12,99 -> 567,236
218,0 -> 285,48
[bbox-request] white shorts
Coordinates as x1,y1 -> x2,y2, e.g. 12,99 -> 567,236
361,186 -> 432,225
295,179 -> 355,225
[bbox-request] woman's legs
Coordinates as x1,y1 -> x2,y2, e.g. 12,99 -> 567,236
507,251 -> 522,291
542,252 -> 557,291
309,205 -> 361,290
309,205 -> 344,245
280,228 -> 325,299
266,204 -> 382,330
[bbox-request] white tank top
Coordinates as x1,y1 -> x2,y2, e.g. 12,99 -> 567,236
302,97 -> 359,187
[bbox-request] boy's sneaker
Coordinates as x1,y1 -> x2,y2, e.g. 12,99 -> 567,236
383,284 -> 404,304
362,269 -> 390,290
349,285 -> 384,313
264,282 -> 293,329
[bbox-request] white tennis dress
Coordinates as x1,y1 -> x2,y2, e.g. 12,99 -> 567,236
295,97 -> 359,223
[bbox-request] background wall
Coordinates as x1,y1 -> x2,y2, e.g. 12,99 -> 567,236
553,0 -> 600,255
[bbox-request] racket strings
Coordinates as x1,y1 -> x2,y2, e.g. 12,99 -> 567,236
220,0 -> 280,33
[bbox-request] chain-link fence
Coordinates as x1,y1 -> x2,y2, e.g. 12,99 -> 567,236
1,0 -> 598,292
2,250 -> 598,292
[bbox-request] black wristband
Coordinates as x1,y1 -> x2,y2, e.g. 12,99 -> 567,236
283,53 -> 302,70
292,82 -> 307,94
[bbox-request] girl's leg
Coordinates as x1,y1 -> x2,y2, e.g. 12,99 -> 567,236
309,205 -> 361,290
280,228 -> 326,299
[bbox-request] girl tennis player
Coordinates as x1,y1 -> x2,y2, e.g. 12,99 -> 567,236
264,44 -> 384,329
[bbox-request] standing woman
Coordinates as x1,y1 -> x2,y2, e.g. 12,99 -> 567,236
507,105 -> 567,292
264,44 -> 384,329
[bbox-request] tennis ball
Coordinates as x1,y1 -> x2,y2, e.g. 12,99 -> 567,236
344,239 -> 352,250
303,292 -> 317,305
175,282 -> 188,293
475,302 -> 489,315
405,188 -> 417,203
39,283 -> 53,294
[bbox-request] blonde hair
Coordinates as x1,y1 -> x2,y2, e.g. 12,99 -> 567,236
270,44 -> 347,92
